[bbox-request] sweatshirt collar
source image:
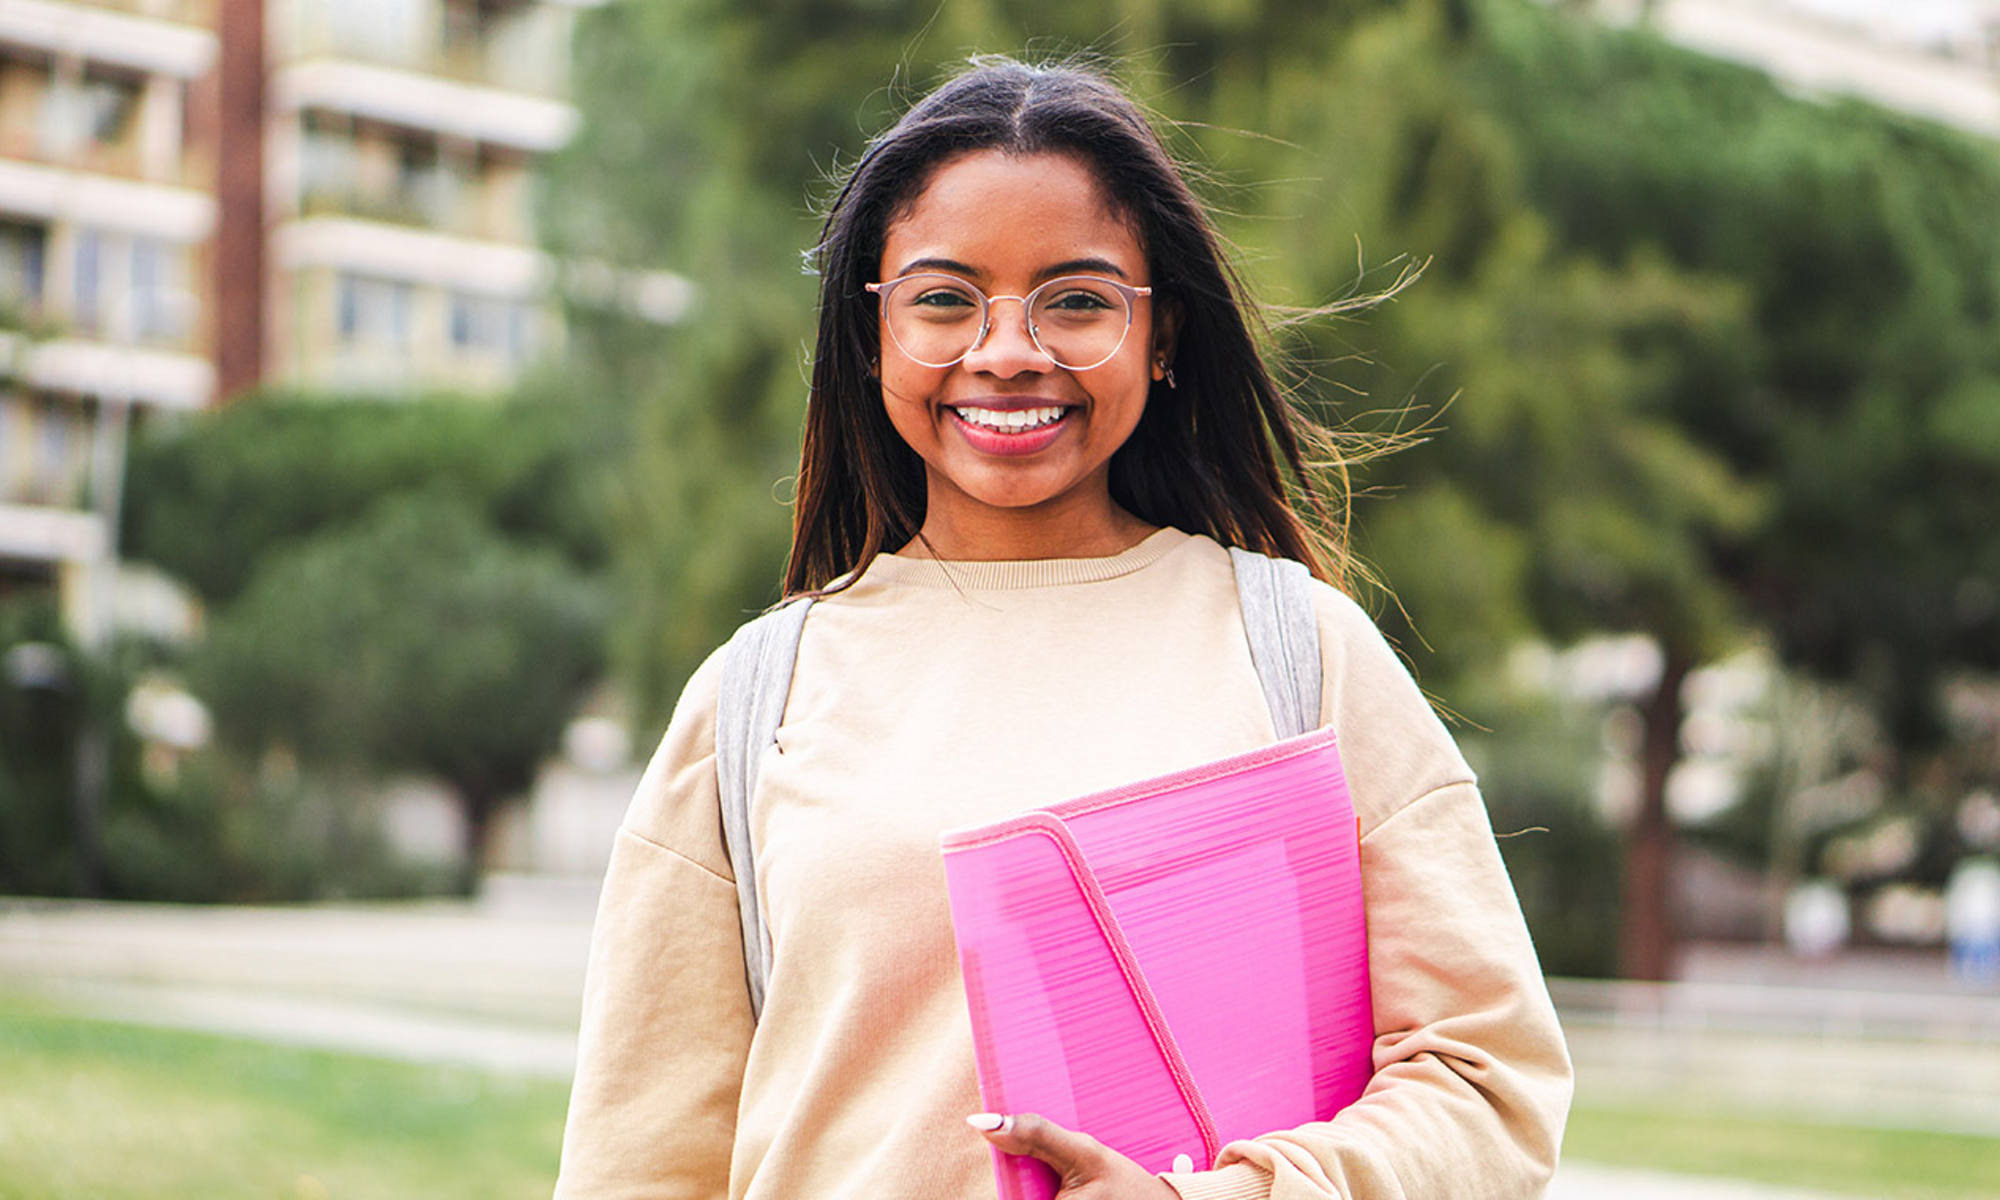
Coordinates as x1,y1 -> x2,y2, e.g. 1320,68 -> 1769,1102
862,527 -> 1189,590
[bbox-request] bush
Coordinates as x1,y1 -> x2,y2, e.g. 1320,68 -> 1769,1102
101,751 -> 451,904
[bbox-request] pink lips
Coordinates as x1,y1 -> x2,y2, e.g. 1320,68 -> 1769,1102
948,405 -> 1074,457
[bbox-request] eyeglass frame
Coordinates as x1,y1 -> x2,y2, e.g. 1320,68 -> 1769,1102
864,272 -> 1155,372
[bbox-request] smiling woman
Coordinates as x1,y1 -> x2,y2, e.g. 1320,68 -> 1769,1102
871,150 -> 1165,558
554,55 -> 1571,1200
782,58 -> 1358,595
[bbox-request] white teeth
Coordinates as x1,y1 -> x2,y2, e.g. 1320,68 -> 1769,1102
953,405 -> 1067,431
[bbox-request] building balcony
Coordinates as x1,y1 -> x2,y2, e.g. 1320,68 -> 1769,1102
272,212 -> 685,397
0,58 -> 211,191
0,501 -> 101,562
278,1 -> 580,100
283,22 -> 568,101
20,337 -> 209,408
0,0 -> 216,79
0,121 -> 197,190
276,213 -> 547,299
0,155 -> 211,241
0,329 -> 212,408
39,0 -> 216,25
306,339 -> 525,397
271,56 -> 577,154
297,174 -> 531,247
275,212 -> 691,322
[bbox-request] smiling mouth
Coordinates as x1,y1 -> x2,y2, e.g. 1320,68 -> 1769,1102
950,405 -> 1071,432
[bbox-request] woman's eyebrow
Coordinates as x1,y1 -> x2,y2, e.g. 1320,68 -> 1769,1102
895,256 -> 982,277
1039,257 -> 1131,281
890,256 -> 1136,281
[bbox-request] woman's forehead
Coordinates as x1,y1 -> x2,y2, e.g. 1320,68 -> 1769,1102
882,149 -> 1145,280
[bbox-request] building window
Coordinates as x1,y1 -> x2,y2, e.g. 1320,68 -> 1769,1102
65,231 -> 190,344
131,237 -> 189,342
299,112 -> 357,211
0,221 -> 46,324
0,394 -> 18,503
73,231 -> 101,333
33,394 -> 78,505
395,136 -> 456,226
337,274 -> 356,338
38,66 -> 140,156
324,0 -> 426,67
80,69 -> 140,144
449,291 -> 536,364
39,401 -> 68,465
448,290 -> 498,351
337,273 -> 413,349
508,301 -> 534,364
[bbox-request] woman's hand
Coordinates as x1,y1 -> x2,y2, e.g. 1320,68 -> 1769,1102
968,1113 -> 1182,1199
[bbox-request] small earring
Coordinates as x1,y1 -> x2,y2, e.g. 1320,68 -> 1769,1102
1164,367 -> 1177,390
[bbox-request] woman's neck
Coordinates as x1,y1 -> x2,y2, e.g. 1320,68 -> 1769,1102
903,495 -> 1158,562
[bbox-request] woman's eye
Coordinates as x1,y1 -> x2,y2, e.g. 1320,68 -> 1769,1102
1045,289 -> 1115,311
912,289 -> 977,308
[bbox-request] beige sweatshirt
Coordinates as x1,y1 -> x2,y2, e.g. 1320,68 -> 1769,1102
554,528 -> 1572,1200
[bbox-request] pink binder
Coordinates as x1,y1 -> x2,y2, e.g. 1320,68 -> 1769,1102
940,728 -> 1372,1200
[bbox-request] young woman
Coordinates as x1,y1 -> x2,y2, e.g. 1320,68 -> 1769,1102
555,57 -> 1571,1200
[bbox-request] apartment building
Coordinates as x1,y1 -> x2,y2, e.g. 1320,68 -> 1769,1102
0,0 -> 216,638
247,0 -> 593,397
0,0 -> 658,642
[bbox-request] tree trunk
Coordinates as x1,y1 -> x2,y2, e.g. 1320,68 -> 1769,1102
72,725 -> 106,898
459,787 -> 496,897
1621,647 -> 1692,981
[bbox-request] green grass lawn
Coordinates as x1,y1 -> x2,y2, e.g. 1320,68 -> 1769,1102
6,996 -> 1999,1200
0,997 -> 568,1200
1565,1103 -> 2000,1200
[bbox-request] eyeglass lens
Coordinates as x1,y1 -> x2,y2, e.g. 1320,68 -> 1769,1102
878,274 -> 1134,369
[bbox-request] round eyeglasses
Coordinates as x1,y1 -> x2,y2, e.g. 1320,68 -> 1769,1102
865,273 -> 1153,371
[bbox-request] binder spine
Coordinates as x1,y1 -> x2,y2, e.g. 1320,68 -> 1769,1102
1003,813 -> 1223,1162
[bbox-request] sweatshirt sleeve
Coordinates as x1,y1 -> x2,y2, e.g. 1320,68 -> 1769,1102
554,648 -> 753,1200
1161,589 -> 1573,1200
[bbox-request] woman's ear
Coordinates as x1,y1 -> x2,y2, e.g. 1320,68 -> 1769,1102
1150,295 -> 1184,382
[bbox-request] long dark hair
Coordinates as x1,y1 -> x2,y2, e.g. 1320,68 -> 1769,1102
785,55 -> 1366,596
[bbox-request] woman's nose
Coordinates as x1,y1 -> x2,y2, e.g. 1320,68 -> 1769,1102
961,298 -> 1053,377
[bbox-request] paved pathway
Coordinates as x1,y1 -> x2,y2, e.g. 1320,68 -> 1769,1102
1547,1164 -> 1856,1200
24,977 -> 580,1078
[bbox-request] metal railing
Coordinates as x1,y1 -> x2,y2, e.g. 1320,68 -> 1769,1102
283,7 -> 573,100
52,0 -> 217,28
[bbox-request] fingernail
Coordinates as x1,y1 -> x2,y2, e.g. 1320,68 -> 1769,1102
967,1113 -> 1007,1132
1172,1154 -> 1195,1173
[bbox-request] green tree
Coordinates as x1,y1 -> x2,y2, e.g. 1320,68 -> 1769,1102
1476,0 -> 2000,748
1462,1 -> 2000,963
192,492 -> 606,891
124,390 -> 606,607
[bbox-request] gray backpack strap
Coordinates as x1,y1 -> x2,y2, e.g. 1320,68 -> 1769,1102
715,596 -> 813,1021
1229,547 -> 1324,739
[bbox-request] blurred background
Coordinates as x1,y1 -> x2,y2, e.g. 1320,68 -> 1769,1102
1,0 -> 1997,1197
